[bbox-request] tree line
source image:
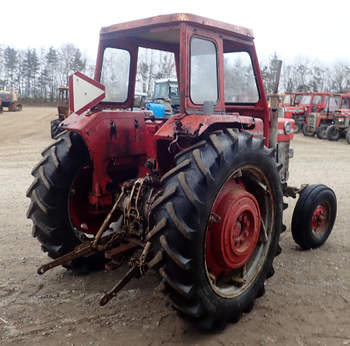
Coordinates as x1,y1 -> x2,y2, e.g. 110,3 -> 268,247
1,44 -> 350,102
0,44 -> 89,102
261,53 -> 350,95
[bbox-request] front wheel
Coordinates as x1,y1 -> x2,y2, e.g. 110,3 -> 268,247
291,184 -> 336,249
148,130 -> 283,330
303,125 -> 315,137
316,124 -> 328,139
326,125 -> 340,141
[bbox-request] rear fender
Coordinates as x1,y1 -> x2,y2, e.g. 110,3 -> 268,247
61,110 -> 151,208
155,113 -> 265,141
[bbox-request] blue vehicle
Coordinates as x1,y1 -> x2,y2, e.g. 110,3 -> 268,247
146,79 -> 179,117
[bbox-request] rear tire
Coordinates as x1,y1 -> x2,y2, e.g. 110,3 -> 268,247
50,119 -> 63,139
148,130 -> 283,330
26,132 -> 105,272
326,125 -> 340,141
291,184 -> 336,249
316,124 -> 328,139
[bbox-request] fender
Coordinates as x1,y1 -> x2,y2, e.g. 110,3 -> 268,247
61,110 -> 157,208
155,113 -> 264,140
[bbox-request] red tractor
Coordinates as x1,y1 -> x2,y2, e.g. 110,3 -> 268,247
284,92 -> 331,133
326,93 -> 350,143
282,92 -> 305,107
283,93 -> 308,132
26,14 -> 337,330
302,93 -> 341,138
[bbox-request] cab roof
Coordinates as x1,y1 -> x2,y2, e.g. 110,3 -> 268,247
100,13 -> 254,41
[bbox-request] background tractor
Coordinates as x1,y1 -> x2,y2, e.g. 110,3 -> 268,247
284,92 -> 330,133
26,14 -> 337,330
0,90 -> 22,112
302,93 -> 340,139
282,91 -> 305,107
146,79 -> 179,117
50,86 -> 71,138
326,93 -> 350,143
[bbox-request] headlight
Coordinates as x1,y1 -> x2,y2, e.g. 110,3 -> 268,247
284,120 -> 292,135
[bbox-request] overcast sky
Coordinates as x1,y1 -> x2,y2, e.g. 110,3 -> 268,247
2,0 -> 349,64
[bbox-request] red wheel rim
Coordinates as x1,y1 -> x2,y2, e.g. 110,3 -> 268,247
206,180 -> 261,279
311,204 -> 329,236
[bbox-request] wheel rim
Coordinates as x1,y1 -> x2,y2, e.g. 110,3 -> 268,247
205,166 -> 275,298
311,202 -> 330,237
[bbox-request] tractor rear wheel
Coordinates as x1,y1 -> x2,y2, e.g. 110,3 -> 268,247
50,119 -> 63,139
148,130 -> 283,330
291,184 -> 336,249
316,124 -> 328,139
26,131 -> 106,272
326,125 -> 340,141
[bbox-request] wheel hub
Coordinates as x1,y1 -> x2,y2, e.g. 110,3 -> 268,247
312,205 -> 326,233
206,180 -> 261,278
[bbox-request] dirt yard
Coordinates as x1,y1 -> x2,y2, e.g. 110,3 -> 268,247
0,106 -> 349,346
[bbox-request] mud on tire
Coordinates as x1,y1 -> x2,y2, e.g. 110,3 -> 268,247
26,131 -> 104,272
147,130 -> 283,330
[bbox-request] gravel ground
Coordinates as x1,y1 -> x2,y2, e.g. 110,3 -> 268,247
0,106 -> 349,346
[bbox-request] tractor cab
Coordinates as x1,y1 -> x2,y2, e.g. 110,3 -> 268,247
66,13 -> 270,139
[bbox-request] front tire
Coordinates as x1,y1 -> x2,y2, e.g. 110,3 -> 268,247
303,125 -> 315,137
148,130 -> 283,330
291,184 -> 336,249
326,125 -> 340,141
316,124 -> 328,139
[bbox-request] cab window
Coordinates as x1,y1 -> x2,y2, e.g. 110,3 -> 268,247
224,51 -> 259,103
100,48 -> 130,103
190,37 -> 218,104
